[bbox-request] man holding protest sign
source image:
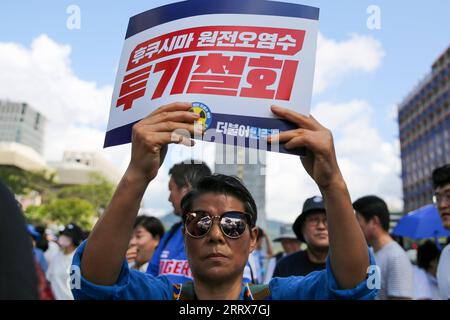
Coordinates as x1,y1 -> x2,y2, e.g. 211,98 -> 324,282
70,102 -> 377,300
70,0 -> 377,300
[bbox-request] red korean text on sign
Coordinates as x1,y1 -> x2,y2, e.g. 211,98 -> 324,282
116,25 -> 305,111
126,26 -> 305,72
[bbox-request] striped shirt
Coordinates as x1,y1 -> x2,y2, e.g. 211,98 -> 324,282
374,241 -> 413,300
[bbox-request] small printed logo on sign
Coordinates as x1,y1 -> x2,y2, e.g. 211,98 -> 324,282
191,102 -> 212,130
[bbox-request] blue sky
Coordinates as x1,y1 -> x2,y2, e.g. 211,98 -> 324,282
1,0 -> 449,221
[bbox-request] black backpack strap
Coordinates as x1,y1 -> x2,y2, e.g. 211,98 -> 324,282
173,281 -> 271,300
246,283 -> 272,300
173,281 -> 196,300
275,252 -> 284,262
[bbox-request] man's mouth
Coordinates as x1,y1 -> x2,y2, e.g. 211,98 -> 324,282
205,253 -> 228,259
315,233 -> 328,238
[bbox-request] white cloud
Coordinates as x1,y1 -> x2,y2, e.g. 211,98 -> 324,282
265,100 -> 402,223
314,33 -> 385,94
264,33 -> 393,222
266,152 -> 320,223
0,34 -> 113,162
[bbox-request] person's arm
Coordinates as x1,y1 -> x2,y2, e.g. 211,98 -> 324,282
269,106 -> 369,289
80,102 -> 200,285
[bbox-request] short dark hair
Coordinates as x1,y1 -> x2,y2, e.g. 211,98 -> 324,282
34,225 -> 48,252
180,174 -> 257,227
134,216 -> 165,240
169,160 -> 212,189
417,240 -> 440,271
432,164 -> 450,189
352,195 -> 390,232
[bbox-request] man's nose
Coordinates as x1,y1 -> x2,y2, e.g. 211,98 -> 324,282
316,221 -> 327,230
208,220 -> 225,243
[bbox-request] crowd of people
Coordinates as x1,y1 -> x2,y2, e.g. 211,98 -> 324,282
1,103 -> 449,300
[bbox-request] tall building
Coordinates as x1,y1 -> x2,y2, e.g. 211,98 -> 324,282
398,46 -> 450,212
0,100 -> 46,155
214,144 -> 267,230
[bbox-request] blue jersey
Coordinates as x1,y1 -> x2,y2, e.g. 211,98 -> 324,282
71,241 -> 378,300
146,223 -> 192,284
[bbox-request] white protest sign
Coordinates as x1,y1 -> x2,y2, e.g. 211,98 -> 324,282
105,0 -> 319,155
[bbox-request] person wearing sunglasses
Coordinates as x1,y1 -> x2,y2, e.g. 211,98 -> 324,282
71,102 -> 377,300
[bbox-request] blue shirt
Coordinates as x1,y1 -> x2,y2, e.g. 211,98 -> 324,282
146,223 -> 193,284
71,241 -> 378,300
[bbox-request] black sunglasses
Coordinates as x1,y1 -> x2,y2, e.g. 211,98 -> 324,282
184,210 -> 253,239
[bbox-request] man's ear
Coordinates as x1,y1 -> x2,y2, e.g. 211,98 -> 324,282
372,216 -> 382,228
249,227 -> 258,253
181,183 -> 192,196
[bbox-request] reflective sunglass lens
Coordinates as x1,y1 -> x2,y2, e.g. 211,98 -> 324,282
220,213 -> 247,238
186,213 -> 211,237
185,211 -> 249,238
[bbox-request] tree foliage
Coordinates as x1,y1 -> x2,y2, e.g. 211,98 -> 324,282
2,167 -> 115,230
26,198 -> 96,230
0,166 -> 55,197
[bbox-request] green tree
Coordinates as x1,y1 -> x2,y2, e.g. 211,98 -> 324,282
0,166 -> 55,197
26,198 -> 96,230
4,168 -> 115,229
54,173 -> 114,214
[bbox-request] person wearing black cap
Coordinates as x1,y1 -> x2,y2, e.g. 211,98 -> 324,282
273,196 -> 328,278
47,223 -> 83,300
